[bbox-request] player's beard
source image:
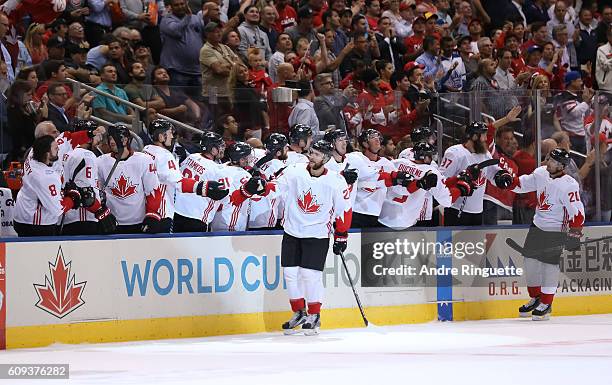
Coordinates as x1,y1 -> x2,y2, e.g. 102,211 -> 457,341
310,158 -> 326,170
278,149 -> 288,161
49,154 -> 59,163
473,139 -> 487,154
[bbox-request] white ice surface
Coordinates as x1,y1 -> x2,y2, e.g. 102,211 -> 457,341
2,314 -> 612,385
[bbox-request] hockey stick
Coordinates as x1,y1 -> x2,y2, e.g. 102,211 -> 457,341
506,235 -> 612,258
457,158 -> 500,218
338,251 -> 369,327
59,158 -> 87,234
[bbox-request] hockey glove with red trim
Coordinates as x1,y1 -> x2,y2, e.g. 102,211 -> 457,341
63,182 -> 82,208
243,176 -> 267,196
142,214 -> 162,234
95,206 -> 117,234
333,231 -> 348,255
198,181 -> 229,200
341,168 -> 358,185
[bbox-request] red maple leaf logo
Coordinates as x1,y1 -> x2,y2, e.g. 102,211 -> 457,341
33,247 -> 86,319
111,174 -> 138,199
537,190 -> 552,211
298,189 -> 321,214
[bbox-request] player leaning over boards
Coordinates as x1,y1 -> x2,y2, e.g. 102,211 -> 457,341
510,148 -> 585,320
275,140 -> 352,335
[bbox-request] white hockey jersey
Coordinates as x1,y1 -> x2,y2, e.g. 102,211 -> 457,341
143,145 -> 183,219
345,152 -> 395,216
210,166 -> 252,231
512,166 -> 585,232
63,147 -> 100,225
249,158 -> 286,229
14,159 -> 68,225
275,163 -> 351,239
24,130 -> 91,176
97,152 -> 162,225
174,154 -> 225,224
439,144 -> 501,214
379,159 -> 453,229
286,151 -> 309,165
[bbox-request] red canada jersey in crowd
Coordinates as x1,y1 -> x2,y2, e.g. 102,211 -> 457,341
512,149 -> 538,209
379,158 -> 453,229
210,166 -> 253,232
274,4 -> 297,31
439,144 -> 503,214
274,163 -> 351,239
354,89 -> 391,131
404,35 -> 424,56
143,144 -> 183,220
63,147 -> 101,225
512,166 -> 585,232
97,152 -> 162,226
14,159 -> 66,225
174,154 -> 224,224
346,152 -> 395,216
383,94 -> 419,142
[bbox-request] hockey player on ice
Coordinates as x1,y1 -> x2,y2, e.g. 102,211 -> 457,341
439,121 -> 514,226
379,142 -> 475,229
61,119 -> 116,235
510,148 -> 585,320
173,132 -> 231,233
211,142 -> 270,231
275,140 -> 352,335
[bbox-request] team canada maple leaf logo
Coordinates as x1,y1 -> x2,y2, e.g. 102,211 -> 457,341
298,189 -> 321,214
474,174 -> 486,187
33,247 -> 86,319
111,174 -> 138,199
537,190 -> 552,211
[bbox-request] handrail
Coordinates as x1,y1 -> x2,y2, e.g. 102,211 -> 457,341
156,113 -> 204,135
67,78 -> 145,111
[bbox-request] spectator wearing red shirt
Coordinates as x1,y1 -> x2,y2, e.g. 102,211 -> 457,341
274,0 -> 298,32
308,0 -> 326,28
268,62 -> 296,135
521,21 -> 549,52
352,68 -> 392,132
404,16 -> 425,61
384,69 -> 428,142
511,131 -> 538,224
365,0 -> 382,31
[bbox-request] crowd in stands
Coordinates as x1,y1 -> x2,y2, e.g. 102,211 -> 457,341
0,0 -> 610,231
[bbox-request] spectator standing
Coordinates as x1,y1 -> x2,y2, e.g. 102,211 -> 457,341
596,29 -> 612,93
546,1 -> 575,42
285,7 -> 318,54
595,5 -> 612,45
46,82 -> 73,132
260,5 -> 279,52
238,5 -> 272,61
24,23 -> 47,65
0,13 -> 14,82
574,7 -> 598,68
314,72 -> 357,133
268,32 -> 293,83
124,62 -> 165,111
288,80 -> 319,138
471,58 -> 508,119
230,63 -> 268,139
274,0 -> 297,32
416,36 -> 442,82
160,0 -> 204,99
523,0 -> 549,25
553,71 -> 593,157
84,0 -> 114,47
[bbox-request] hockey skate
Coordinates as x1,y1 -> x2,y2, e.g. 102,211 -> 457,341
282,309 -> 307,335
519,297 -> 540,317
532,303 -> 552,321
302,313 -> 321,336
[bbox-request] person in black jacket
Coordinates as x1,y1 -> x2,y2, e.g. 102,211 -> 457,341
46,82 -> 72,133
6,80 -> 46,161
229,62 -> 268,139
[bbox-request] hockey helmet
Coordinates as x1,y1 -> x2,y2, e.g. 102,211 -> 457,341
71,119 -> 98,132
410,126 -> 435,144
227,141 -> 253,164
465,121 -> 489,137
413,142 -> 437,161
289,123 -> 313,144
358,128 -> 382,146
149,119 -> 175,141
199,131 -> 225,153
107,123 -> 132,153
549,147 -> 570,166
310,140 -> 334,160
323,128 -> 348,143
264,133 -> 289,154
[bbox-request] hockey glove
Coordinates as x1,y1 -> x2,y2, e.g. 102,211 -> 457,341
565,229 -> 582,251
79,187 -> 96,208
466,163 -> 481,182
95,206 -> 117,234
142,214 -> 162,234
198,181 -> 230,200
494,170 -> 513,189
393,171 -> 415,187
457,170 -> 475,196
244,177 -> 267,196
416,170 -> 438,190
63,182 -> 82,208
341,168 -> 358,185
333,231 -> 348,255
